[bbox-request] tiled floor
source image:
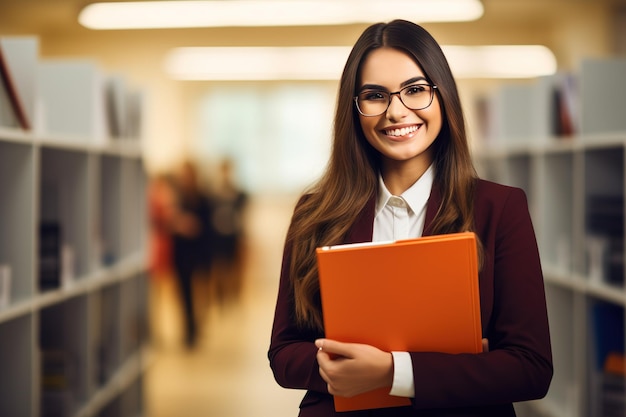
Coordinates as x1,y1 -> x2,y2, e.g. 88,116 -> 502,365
144,194 -> 304,417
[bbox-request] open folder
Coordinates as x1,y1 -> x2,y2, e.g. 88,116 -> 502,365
316,231 -> 482,412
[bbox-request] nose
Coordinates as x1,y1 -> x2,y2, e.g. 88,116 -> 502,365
386,93 -> 410,120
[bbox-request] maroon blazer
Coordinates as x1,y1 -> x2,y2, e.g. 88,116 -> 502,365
268,179 -> 553,416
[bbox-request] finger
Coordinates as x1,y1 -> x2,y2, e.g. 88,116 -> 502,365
317,362 -> 329,382
316,348 -> 330,367
482,338 -> 489,353
315,339 -> 354,358
317,367 -> 337,395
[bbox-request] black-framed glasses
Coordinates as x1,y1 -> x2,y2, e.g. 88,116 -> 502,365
354,84 -> 438,117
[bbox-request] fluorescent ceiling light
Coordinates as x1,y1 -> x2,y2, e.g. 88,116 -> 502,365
164,45 -> 557,81
165,46 -> 351,80
79,0 -> 484,30
442,45 -> 558,79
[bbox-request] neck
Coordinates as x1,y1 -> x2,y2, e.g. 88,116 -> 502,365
381,157 -> 432,195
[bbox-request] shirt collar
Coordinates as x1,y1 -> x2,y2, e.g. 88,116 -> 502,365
375,163 -> 435,217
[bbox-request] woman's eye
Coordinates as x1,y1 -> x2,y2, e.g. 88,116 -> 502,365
405,85 -> 426,95
362,91 -> 387,101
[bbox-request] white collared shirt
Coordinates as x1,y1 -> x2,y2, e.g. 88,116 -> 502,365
372,163 -> 434,398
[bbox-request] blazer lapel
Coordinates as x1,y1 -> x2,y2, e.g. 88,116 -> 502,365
345,197 -> 375,243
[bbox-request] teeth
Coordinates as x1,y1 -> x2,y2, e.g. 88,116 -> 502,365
385,125 -> 418,137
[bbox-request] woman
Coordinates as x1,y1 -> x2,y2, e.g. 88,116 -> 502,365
268,19 -> 552,416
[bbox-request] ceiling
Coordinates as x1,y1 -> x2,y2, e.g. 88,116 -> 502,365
0,0 -> 623,86
0,0 -> 622,41
0,0 -> 621,73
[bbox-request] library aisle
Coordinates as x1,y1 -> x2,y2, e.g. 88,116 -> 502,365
144,194 -> 304,417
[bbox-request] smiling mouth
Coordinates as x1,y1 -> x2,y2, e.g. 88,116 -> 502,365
384,125 -> 420,137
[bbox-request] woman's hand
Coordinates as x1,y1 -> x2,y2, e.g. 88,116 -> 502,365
315,337 -> 489,398
315,339 -> 393,398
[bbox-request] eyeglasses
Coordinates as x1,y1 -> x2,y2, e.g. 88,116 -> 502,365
354,84 -> 438,117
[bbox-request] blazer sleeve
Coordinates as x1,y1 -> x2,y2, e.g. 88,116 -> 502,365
267,200 -> 328,394
408,186 -> 553,409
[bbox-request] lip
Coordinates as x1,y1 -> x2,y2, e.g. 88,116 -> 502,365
380,123 -> 422,141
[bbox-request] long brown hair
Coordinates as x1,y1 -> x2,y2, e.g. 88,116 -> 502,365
287,20 -> 479,331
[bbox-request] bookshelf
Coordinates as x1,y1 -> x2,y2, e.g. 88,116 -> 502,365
0,36 -> 149,417
474,57 -> 626,417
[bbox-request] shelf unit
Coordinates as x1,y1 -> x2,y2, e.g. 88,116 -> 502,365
474,57 -> 626,417
0,34 -> 149,417
0,128 -> 149,417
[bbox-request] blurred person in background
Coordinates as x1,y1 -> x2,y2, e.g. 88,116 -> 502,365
148,173 -> 176,280
147,172 -> 177,347
170,160 -> 215,348
209,157 -> 248,305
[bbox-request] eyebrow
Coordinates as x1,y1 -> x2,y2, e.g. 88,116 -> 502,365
358,76 -> 429,92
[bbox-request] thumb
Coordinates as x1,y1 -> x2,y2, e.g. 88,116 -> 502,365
315,339 -> 354,358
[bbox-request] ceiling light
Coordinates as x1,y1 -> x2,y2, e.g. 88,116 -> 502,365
79,0 -> 484,30
164,46 -> 351,80
442,45 -> 558,79
164,45 -> 557,81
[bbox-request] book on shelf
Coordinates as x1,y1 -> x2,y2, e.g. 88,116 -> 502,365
553,73 -> 578,137
41,349 -> 75,417
589,302 -> 625,417
603,353 -> 626,417
586,195 -> 624,286
0,264 -> 11,309
0,37 -> 38,130
125,89 -> 144,140
105,74 -> 144,141
580,57 -> 626,136
41,390 -> 73,417
42,350 -> 73,391
600,377 -> 624,417
316,232 -> 482,412
0,71 -> 20,128
474,72 -> 581,147
61,244 -> 75,287
105,75 -> 127,139
37,59 -> 107,142
39,222 -> 62,290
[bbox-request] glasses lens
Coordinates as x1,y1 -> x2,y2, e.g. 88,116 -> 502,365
356,90 -> 389,116
400,84 -> 433,110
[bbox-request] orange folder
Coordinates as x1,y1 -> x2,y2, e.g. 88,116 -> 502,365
316,231 -> 482,412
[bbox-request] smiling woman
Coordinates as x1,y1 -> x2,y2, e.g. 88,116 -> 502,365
268,19 -> 552,417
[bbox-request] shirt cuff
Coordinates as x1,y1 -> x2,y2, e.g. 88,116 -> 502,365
390,351 -> 415,398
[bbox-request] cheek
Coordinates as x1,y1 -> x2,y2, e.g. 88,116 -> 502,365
359,116 -> 378,140
432,101 -> 444,131
359,114 -> 374,129
423,105 -> 444,135
430,115 -> 443,135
